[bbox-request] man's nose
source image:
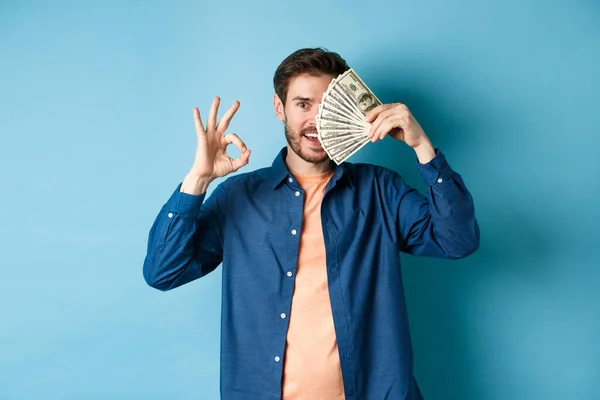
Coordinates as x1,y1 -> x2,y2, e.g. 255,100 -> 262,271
308,107 -> 319,125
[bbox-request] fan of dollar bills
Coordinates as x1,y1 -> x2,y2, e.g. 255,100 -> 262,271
316,68 -> 381,164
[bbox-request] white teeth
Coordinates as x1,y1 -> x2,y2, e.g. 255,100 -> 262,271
305,133 -> 318,138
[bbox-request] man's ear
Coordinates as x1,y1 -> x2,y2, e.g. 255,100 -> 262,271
273,94 -> 285,121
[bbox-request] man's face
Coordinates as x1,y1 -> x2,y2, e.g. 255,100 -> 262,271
274,73 -> 334,164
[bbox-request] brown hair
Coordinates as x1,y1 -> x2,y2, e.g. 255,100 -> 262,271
273,48 -> 350,105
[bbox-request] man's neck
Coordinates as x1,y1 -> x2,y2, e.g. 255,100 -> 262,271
284,145 -> 334,175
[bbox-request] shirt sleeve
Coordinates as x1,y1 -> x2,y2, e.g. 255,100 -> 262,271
142,181 -> 228,291
389,150 -> 480,259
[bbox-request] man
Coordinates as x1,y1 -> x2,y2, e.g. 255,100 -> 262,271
143,48 -> 479,400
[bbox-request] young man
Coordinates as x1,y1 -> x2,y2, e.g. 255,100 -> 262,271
143,48 -> 479,400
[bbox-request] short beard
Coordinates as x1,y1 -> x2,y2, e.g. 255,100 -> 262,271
284,120 -> 329,164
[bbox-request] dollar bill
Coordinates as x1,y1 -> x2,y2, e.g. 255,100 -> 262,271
327,134 -> 368,156
320,136 -> 368,153
316,68 -> 379,164
316,116 -> 367,131
319,130 -> 367,146
317,109 -> 368,130
322,136 -> 365,153
323,83 -> 367,125
319,129 -> 368,141
331,138 -> 370,165
332,69 -> 381,116
319,100 -> 367,126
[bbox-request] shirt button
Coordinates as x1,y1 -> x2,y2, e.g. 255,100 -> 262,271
291,229 -> 297,235
274,356 -> 281,362
295,191 -> 300,197
288,177 -> 293,183
287,271 -> 293,277
437,178 -> 443,183
280,313 -> 286,319
331,267 -> 337,272
167,213 -> 173,218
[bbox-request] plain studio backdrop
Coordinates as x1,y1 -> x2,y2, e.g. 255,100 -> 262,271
1,0 -> 599,399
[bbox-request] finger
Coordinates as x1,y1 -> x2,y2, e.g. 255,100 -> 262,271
207,96 -> 221,131
216,101 -> 240,133
231,149 -> 251,172
371,128 -> 384,143
379,127 -> 391,141
368,108 -> 395,138
364,104 -> 388,122
224,133 -> 248,153
378,119 -> 397,141
193,108 -> 205,135
371,117 -> 392,142
373,116 -> 402,142
364,104 -> 392,122
372,130 -> 388,143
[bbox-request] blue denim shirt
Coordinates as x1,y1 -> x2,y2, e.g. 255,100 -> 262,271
143,147 -> 479,400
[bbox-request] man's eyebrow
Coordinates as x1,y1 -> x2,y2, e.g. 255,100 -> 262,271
290,96 -> 313,102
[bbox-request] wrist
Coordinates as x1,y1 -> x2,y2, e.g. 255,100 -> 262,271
180,173 -> 213,195
413,138 -> 436,164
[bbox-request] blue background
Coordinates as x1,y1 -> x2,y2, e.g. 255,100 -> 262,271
1,0 -> 599,399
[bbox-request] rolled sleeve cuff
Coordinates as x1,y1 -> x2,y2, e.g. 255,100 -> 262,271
416,149 -> 456,186
164,183 -> 207,218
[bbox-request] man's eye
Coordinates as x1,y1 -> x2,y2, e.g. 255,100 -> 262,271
298,102 -> 308,109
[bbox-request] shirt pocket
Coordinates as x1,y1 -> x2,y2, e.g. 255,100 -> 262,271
331,209 -> 367,261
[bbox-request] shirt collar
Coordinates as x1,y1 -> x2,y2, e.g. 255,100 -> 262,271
268,147 -> 355,190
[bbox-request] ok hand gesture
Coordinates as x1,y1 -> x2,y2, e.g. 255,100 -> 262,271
182,97 -> 251,194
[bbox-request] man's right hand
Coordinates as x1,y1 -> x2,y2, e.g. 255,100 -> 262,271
180,97 -> 251,195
